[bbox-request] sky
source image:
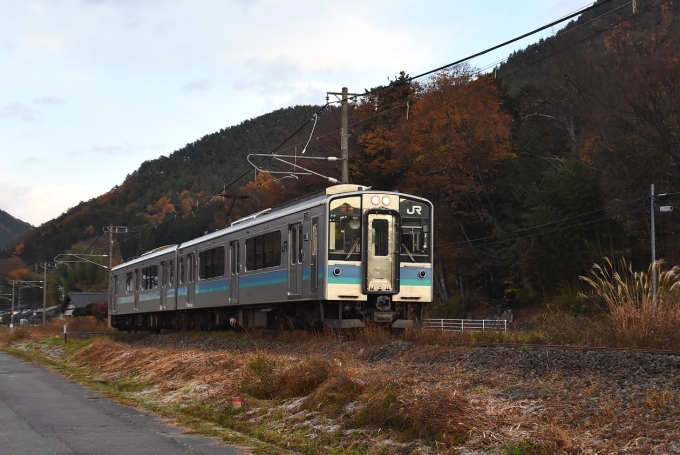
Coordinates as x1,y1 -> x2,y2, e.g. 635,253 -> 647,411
0,0 -> 590,227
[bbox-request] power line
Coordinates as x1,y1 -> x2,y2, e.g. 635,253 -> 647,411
435,204 -> 644,252
275,0 -> 654,157
112,0 -> 667,246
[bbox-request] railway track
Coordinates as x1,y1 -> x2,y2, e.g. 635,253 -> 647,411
64,330 -> 680,356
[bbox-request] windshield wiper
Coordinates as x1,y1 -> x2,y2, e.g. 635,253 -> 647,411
401,243 -> 415,262
345,238 -> 360,260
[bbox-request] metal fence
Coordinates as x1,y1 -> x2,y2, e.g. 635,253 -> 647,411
422,318 -> 508,332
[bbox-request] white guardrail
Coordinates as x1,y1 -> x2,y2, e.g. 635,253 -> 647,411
422,319 -> 508,332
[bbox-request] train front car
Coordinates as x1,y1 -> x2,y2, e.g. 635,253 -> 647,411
323,190 -> 433,329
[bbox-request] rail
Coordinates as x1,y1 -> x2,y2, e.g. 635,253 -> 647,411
422,318 -> 508,332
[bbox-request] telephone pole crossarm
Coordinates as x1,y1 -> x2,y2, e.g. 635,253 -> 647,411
327,88 -> 363,184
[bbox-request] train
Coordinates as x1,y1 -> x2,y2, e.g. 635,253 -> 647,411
109,184 -> 433,331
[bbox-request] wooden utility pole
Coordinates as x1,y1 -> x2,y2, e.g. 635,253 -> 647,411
651,184 -> 657,308
327,88 -> 360,184
10,280 -> 15,328
103,225 -> 128,328
341,87 -> 349,184
42,263 -> 47,324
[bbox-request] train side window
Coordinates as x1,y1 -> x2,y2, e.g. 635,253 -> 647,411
199,246 -> 225,279
245,231 -> 281,271
188,254 -> 195,283
168,260 -> 174,286
290,228 -> 297,265
179,257 -> 185,285
272,232 -> 281,266
161,262 -> 166,287
125,272 -> 133,293
298,225 -> 304,263
141,265 -> 158,290
311,218 -> 319,291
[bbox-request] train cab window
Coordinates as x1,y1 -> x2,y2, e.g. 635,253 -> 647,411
372,219 -> 390,256
245,231 -> 281,271
329,196 -> 362,261
399,198 -> 431,262
125,272 -> 133,293
199,246 -> 225,279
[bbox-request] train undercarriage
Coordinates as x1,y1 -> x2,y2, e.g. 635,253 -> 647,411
111,300 -> 423,333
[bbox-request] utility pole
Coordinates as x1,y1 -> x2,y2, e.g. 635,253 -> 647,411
10,280 -> 15,328
42,262 -> 47,324
103,225 -> 127,328
651,184 -> 657,308
327,88 -> 360,184
341,87 -> 349,184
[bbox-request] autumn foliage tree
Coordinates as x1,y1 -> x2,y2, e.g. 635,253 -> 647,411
351,67 -> 515,296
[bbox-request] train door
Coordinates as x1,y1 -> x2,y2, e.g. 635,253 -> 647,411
230,241 -> 240,303
288,223 -> 303,298
160,261 -> 166,309
111,275 -> 118,314
134,268 -> 140,311
187,253 -> 195,306
168,259 -> 175,310
310,217 -> 319,295
365,212 -> 399,293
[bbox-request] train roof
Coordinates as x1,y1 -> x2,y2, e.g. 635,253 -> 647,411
111,244 -> 177,271
178,185 -> 373,250
113,185 -> 432,269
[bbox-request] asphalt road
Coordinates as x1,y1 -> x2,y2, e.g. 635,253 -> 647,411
0,352 -> 241,455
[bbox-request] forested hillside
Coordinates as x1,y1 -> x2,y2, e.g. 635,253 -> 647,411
2,0 -> 678,312
0,210 -> 32,249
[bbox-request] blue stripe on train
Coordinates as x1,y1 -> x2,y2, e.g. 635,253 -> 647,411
328,264 -> 362,285
240,269 -> 288,288
195,278 -> 229,294
400,266 -> 432,287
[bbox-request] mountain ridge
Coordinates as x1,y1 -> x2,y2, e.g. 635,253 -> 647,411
0,209 -> 33,249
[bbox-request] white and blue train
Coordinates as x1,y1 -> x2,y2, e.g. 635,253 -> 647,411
109,185 -> 433,331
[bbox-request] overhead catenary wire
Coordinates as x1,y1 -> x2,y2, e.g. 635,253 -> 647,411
274,0 -> 643,157
436,204 -> 645,252
116,0 -> 665,245
118,104 -> 331,244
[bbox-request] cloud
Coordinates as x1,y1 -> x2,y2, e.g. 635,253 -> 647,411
33,97 -> 65,105
0,183 -> 31,219
21,157 -> 40,165
26,33 -> 67,53
234,56 -> 302,95
182,78 -> 212,91
0,103 -> 40,121
0,181 -> 111,227
68,142 -> 165,157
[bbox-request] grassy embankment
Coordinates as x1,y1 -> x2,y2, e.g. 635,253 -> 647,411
1,259 -> 679,454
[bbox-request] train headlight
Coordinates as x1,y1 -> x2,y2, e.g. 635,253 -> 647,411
382,196 -> 391,206
419,270 -> 427,278
333,268 -> 342,276
370,195 -> 380,205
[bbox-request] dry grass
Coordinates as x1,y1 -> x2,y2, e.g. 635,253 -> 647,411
4,316 -> 680,454
579,258 -> 680,347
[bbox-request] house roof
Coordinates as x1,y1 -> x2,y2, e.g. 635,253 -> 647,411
59,292 -> 108,313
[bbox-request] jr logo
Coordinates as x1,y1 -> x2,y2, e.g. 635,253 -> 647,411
406,205 -> 422,215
